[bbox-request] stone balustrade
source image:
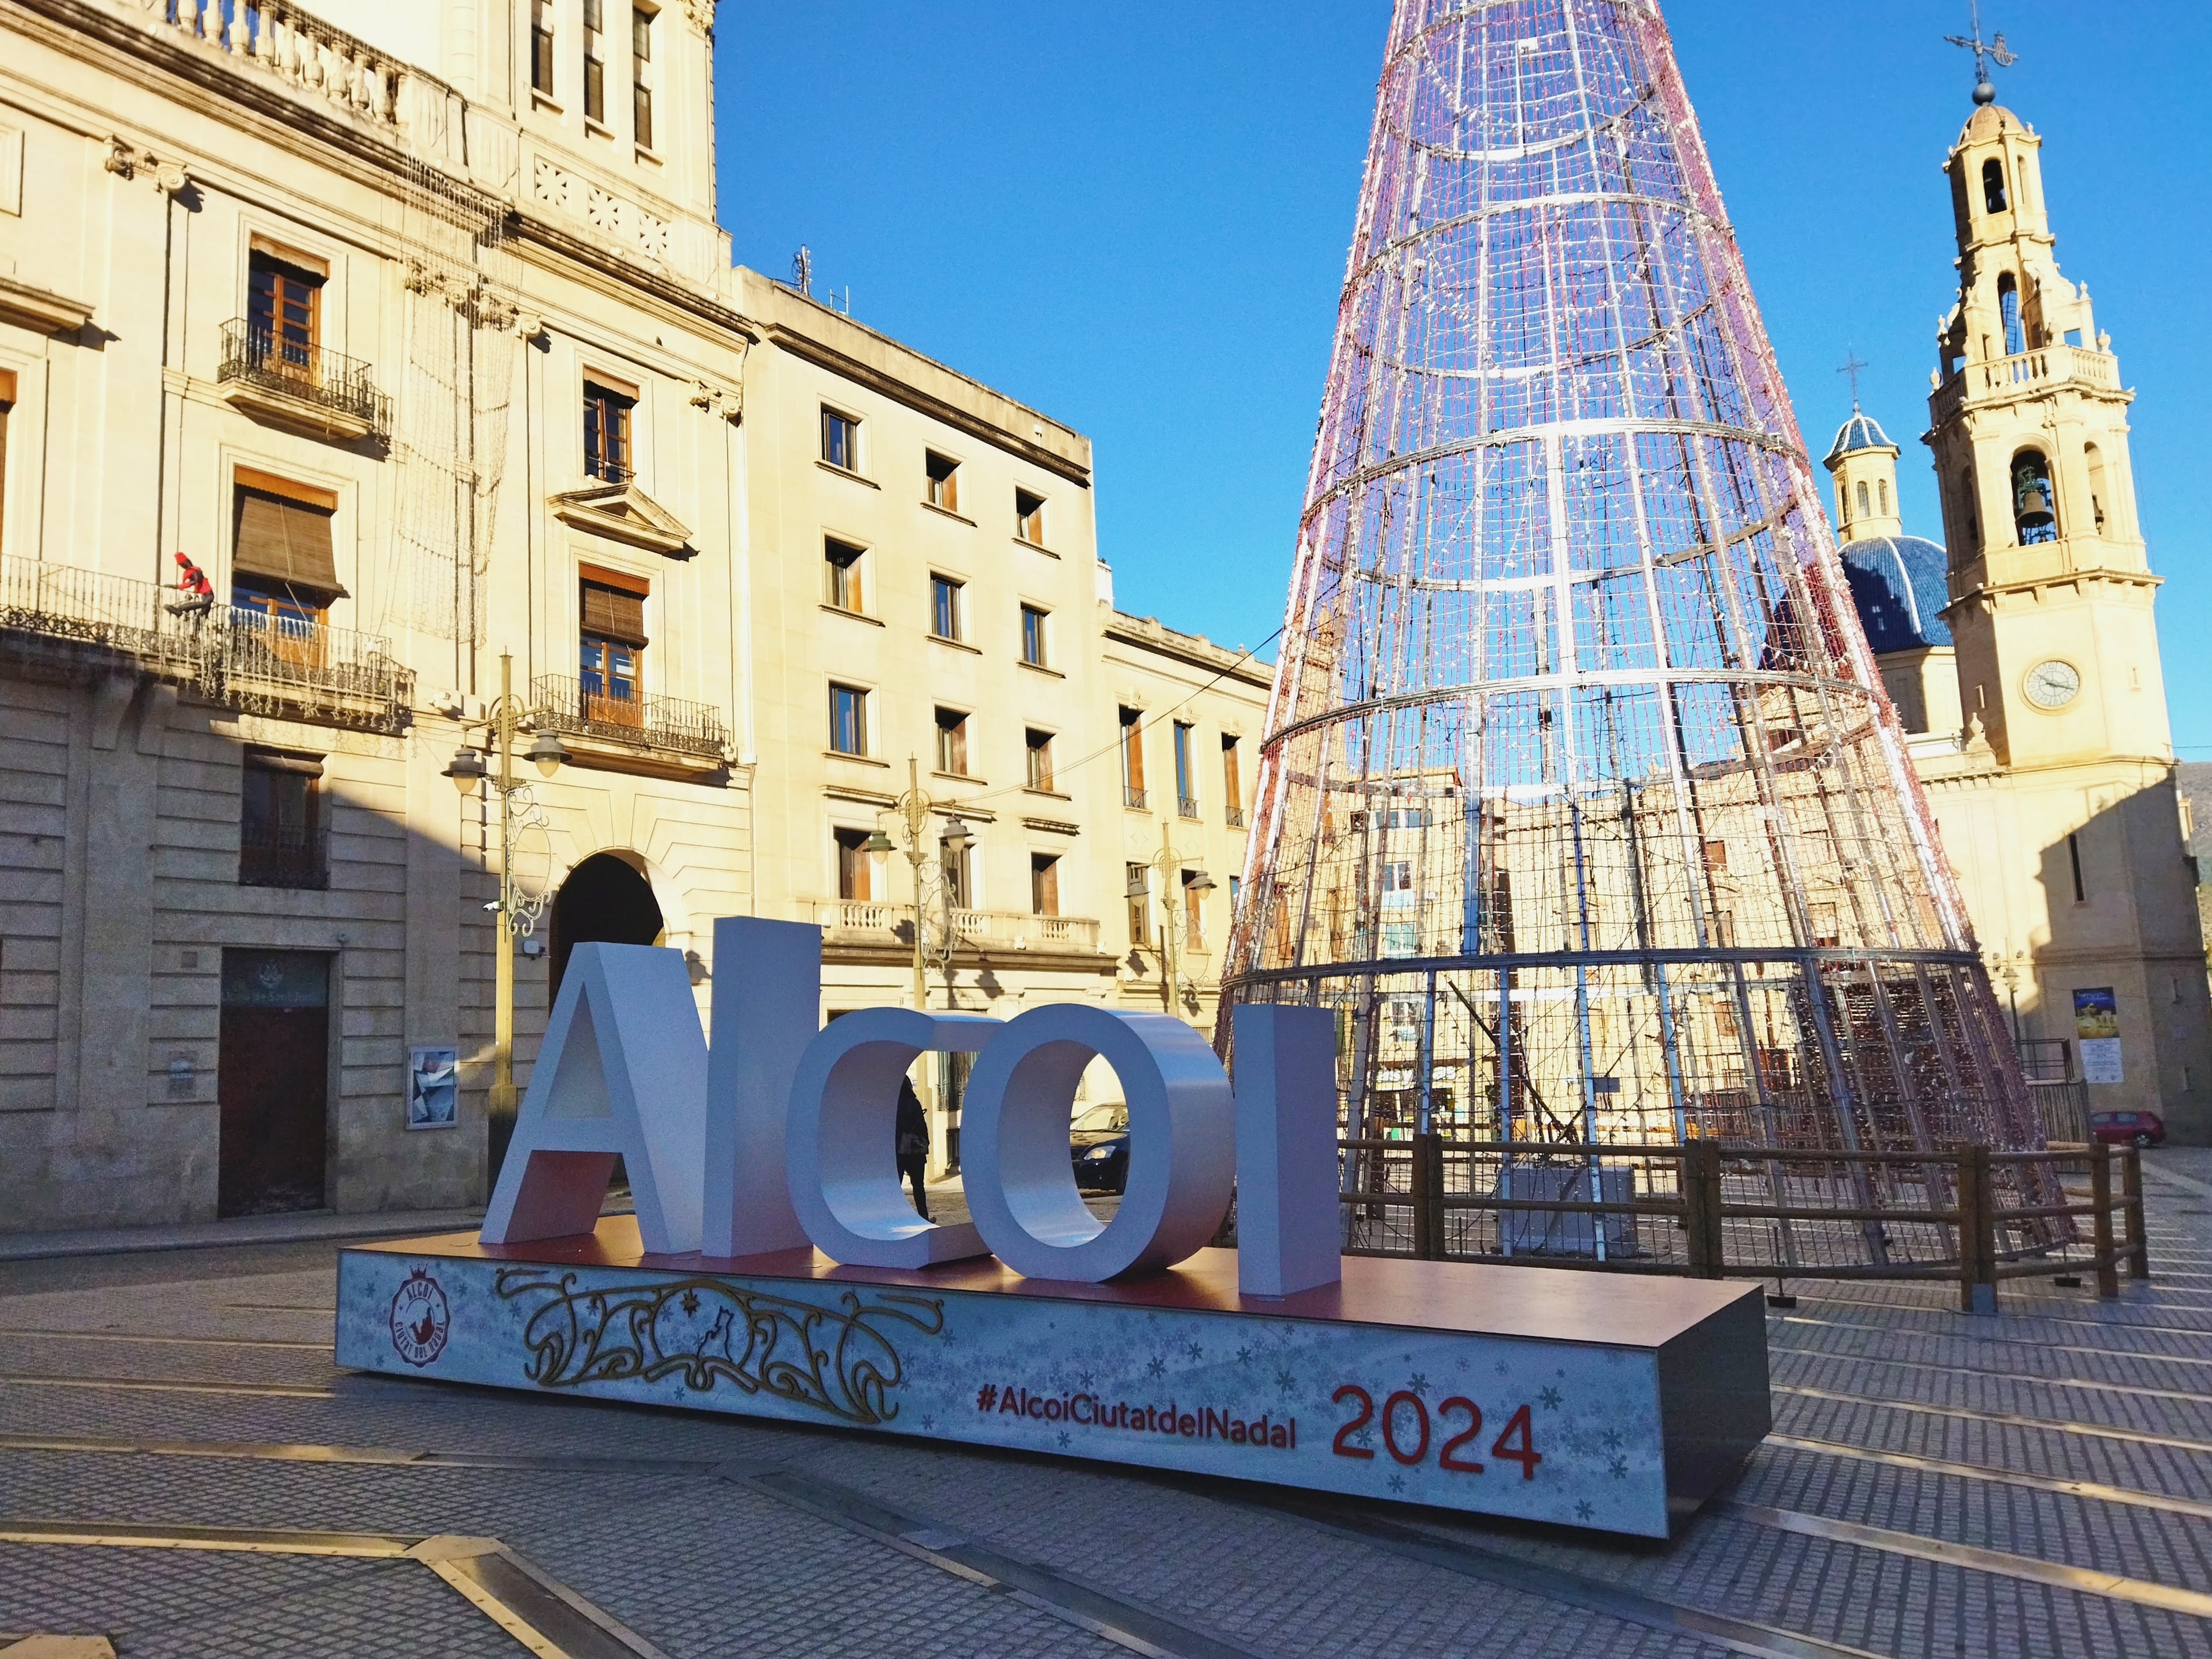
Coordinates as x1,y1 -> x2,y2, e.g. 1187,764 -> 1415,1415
136,0 -> 441,141
1930,342 -> 2121,423
808,900 -> 1102,956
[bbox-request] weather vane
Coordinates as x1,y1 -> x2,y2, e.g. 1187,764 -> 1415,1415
1945,1 -> 2018,106
1838,349 -> 1868,410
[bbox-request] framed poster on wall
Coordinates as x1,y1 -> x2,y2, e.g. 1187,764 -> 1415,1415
407,1045 -> 458,1129
2072,989 -> 2123,1085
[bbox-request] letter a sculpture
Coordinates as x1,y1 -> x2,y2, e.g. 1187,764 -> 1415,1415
1222,0 -> 2062,1266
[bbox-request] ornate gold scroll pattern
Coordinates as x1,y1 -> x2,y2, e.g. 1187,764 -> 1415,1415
492,1269 -> 945,1425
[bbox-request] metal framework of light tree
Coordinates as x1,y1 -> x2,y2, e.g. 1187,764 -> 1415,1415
1220,0 -> 2056,1258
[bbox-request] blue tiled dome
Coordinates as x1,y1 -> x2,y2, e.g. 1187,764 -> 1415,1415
1839,535 -> 1952,653
1825,410 -> 1896,464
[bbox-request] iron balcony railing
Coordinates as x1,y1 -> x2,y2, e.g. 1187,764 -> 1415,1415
1226,805 -> 1245,827
1177,794 -> 1200,819
531,673 -> 728,760
1124,785 -> 1147,810
239,825 -> 331,891
218,319 -> 391,437
0,555 -> 413,732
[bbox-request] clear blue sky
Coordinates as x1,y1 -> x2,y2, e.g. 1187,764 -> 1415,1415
716,2 -> 2212,749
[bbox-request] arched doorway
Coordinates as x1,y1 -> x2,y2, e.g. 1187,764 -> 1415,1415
548,851 -> 666,1005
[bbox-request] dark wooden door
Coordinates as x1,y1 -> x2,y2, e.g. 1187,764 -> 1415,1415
218,951 -> 330,1216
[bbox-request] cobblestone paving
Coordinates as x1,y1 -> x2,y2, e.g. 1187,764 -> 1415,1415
0,1151 -> 2208,1656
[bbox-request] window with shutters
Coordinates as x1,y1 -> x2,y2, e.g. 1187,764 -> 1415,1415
824,538 -> 865,612
240,749 -> 326,889
583,0 -> 607,124
632,6 -> 655,149
579,568 -> 648,724
1173,723 -> 1197,817
1119,708 -> 1145,808
1182,869 -> 1206,950
1221,735 -> 1242,825
531,0 -> 555,96
1014,488 -> 1045,546
231,472 -> 342,664
1020,604 -> 1048,667
247,247 -> 323,370
1025,728 -> 1055,792
834,827 -> 872,901
1125,863 -> 1150,949
934,708 -> 970,776
584,381 -> 635,482
1030,854 -> 1059,917
925,451 -> 960,514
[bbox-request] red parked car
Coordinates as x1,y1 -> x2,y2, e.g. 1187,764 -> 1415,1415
2089,1110 -> 2165,1148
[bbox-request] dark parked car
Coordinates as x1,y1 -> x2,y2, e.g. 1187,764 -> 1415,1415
2090,1110 -> 2165,1148
1072,1103 -> 1129,1193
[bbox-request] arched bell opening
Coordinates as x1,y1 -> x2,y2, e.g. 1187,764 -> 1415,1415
2011,449 -> 2059,546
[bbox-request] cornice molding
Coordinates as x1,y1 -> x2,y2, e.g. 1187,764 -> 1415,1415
549,480 -> 695,556
760,320 -> 1092,490
0,272 -> 93,334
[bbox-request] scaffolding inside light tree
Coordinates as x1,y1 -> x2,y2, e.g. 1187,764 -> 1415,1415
1221,0 -> 2061,1264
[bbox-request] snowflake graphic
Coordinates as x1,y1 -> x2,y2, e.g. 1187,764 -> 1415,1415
921,1416 -> 937,1432
1058,1431 -> 1072,1448
1609,1457 -> 1628,1480
1538,1387 -> 1562,1411
679,1289 -> 700,1316
1237,1346 -> 1254,1365
1494,1361 -> 1510,1377
1409,1372 -> 1428,1392
1275,1368 -> 1297,1397
1078,1370 -> 1098,1391
1575,1500 -> 1595,1522
1601,1428 -> 1623,1452
1186,1342 -> 1204,1362
1387,1473 -> 1406,1493
1147,1355 -> 1167,1379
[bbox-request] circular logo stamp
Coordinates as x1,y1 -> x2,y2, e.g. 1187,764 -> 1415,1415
389,1267 -> 450,1368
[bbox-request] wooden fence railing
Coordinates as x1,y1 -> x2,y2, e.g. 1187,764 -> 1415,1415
1337,1135 -> 2147,1313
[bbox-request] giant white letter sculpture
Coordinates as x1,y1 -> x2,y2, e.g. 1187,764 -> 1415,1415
785,1008 -> 1000,1268
1229,1004 -> 1341,1297
702,916 -> 821,1257
480,942 -> 707,1253
960,1005 -> 1235,1281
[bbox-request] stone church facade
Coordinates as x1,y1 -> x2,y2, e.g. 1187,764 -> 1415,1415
1828,96 -> 2210,1140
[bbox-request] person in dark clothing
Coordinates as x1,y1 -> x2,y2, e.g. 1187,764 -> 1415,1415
895,1077 -> 931,1220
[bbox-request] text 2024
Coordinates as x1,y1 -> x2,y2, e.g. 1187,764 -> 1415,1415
1331,1384 -> 1542,1478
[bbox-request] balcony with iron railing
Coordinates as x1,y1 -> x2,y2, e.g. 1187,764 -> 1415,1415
1124,785 -> 1148,810
218,320 -> 390,440
1,555 -> 414,731
239,825 -> 330,890
530,674 -> 728,762
1226,804 -> 1245,827
808,900 -> 1102,957
1177,794 -> 1200,819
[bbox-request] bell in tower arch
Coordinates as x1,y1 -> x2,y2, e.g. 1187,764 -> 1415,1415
2012,451 -> 2058,544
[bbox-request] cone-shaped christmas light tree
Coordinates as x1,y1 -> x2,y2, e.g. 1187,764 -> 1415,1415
1224,0 -> 2056,1264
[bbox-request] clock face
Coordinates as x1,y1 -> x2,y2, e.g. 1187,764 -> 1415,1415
2024,659 -> 2082,711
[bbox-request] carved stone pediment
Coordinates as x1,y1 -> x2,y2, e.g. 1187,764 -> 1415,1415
549,480 -> 694,557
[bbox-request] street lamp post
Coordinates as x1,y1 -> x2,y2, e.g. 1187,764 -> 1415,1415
443,652 -> 567,1174
864,756 -> 971,1013
1135,821 -> 1214,1018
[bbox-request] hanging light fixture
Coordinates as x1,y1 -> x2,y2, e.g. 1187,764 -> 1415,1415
526,728 -> 569,778
443,749 -> 486,796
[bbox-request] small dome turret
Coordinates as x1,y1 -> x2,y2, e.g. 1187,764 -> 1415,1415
1825,410 -> 1897,466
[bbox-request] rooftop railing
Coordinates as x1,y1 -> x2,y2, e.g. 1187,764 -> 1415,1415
0,555 -> 413,732
1930,342 -> 2120,424
530,673 -> 728,761
808,901 -> 1102,956
219,320 -> 389,437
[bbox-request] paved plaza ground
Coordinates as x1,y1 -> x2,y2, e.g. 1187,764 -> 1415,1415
3,1154 -> 2212,1658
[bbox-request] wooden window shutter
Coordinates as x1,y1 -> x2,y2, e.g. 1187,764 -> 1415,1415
233,486 -> 343,596
581,580 -> 647,646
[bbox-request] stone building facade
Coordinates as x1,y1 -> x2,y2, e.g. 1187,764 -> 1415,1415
0,0 -> 1265,1231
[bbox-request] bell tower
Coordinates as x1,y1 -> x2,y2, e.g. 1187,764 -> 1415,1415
1925,94 -> 2163,769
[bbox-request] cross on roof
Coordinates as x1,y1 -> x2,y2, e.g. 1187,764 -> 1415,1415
1945,0 -> 2019,101
1838,350 -> 1868,410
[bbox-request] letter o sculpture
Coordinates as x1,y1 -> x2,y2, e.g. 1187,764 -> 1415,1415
959,1005 -> 1234,1281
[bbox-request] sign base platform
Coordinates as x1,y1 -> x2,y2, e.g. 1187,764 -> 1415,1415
337,1221 -> 1770,1539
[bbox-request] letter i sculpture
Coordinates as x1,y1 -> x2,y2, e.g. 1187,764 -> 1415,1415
1220,0 -> 2065,1266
